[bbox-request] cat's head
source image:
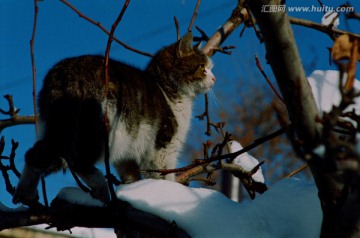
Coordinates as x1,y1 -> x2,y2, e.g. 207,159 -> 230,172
146,32 -> 215,99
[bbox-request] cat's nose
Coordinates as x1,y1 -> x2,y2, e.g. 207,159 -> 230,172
212,76 -> 216,82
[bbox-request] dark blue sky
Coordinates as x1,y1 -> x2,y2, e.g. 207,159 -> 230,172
1,0 -> 359,207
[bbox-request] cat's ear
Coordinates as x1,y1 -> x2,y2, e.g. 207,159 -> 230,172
177,32 -> 194,58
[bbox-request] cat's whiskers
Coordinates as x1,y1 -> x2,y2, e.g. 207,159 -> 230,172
207,89 -> 220,109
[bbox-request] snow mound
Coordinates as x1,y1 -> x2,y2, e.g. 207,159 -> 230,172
117,178 -> 322,238
307,70 -> 360,114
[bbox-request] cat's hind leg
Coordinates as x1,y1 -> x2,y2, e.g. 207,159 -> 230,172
71,99 -> 110,203
12,140 -> 64,206
13,98 -> 81,206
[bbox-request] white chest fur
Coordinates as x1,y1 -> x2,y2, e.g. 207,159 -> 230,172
104,96 -> 193,174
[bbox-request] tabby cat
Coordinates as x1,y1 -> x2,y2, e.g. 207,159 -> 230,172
13,32 -> 215,205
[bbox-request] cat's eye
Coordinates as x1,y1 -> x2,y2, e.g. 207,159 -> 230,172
198,64 -> 206,74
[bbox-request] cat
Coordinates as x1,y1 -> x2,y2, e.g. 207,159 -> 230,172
12,32 -> 215,205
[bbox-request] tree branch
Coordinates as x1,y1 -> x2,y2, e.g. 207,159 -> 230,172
60,0 -> 153,58
103,0 -> 131,203
249,0 -> 360,237
289,16 -> 360,40
30,0 -> 39,135
188,0 -> 201,32
202,0 -> 248,57
248,0 -> 321,149
0,95 -> 35,133
0,198 -> 190,238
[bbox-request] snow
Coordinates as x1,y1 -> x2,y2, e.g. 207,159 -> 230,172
30,224 -> 116,238
116,178 -> 321,238
53,178 -> 321,238
229,140 -> 265,183
307,70 -> 360,114
321,11 -> 339,28
57,187 -> 105,207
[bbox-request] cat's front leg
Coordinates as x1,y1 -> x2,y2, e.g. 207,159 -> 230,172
114,160 -> 141,184
74,166 -> 111,203
12,164 -> 41,206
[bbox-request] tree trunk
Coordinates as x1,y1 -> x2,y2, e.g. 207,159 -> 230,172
248,0 -> 360,237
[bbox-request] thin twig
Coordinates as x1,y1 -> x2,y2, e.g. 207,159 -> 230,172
0,137 -> 20,196
0,95 -> 19,116
317,0 -> 326,13
30,0 -> 49,207
194,25 -> 209,42
174,16 -> 180,41
196,94 -> 211,136
103,0 -> 131,202
245,4 -> 263,42
143,127 -> 286,176
255,54 -> 284,102
188,0 -> 201,32
346,12 -> 360,21
285,164 -> 309,178
60,0 -> 153,58
30,0 -> 39,134
9,139 -> 20,178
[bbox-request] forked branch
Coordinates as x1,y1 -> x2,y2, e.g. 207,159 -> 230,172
0,95 -> 35,133
60,0 -> 153,57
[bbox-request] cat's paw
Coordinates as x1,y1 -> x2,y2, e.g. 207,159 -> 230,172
90,187 -> 111,204
12,188 -> 40,206
13,165 -> 43,206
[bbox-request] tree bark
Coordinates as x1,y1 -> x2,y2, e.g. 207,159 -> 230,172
248,0 -> 360,237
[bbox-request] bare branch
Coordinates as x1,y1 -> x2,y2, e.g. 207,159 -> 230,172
188,0 -> 201,32
289,16 -> 360,40
174,16 -> 180,41
255,54 -> 284,103
0,137 -> 20,196
143,127 -> 286,181
60,0 -> 153,57
248,0 -> 321,148
346,11 -> 360,21
0,198 -> 190,237
202,0 -> 248,56
285,164 -> 309,178
0,95 -> 35,133
30,0 -> 39,134
249,0 -> 360,236
103,0 -> 131,202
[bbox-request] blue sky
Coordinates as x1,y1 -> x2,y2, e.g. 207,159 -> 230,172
1,0 -> 359,207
